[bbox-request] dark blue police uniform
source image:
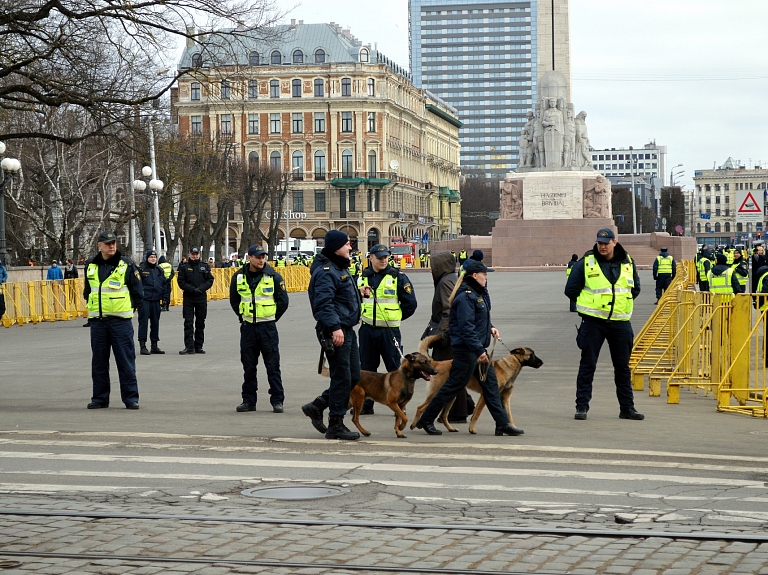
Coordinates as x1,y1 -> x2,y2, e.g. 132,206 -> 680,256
138,251 -> 165,349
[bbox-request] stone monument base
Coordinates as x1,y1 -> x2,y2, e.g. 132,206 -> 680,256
492,217 -> 617,267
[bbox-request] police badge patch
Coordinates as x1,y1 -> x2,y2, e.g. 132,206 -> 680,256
280,281 -> 286,291
134,270 -> 141,280
404,283 -> 413,294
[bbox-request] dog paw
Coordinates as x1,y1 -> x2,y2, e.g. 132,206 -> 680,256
468,428 -> 477,435
397,433 -> 407,438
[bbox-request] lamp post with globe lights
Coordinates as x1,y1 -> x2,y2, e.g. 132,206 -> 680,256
132,166 -> 153,250
0,142 -> 22,267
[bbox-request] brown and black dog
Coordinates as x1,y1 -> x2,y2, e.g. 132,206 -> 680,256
349,352 -> 437,438
410,335 -> 543,434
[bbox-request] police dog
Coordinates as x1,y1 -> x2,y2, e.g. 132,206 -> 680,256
349,352 -> 437,438
411,335 -> 543,434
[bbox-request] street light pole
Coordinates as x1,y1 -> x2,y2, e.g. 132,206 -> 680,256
129,164 -> 137,262
0,142 -> 22,267
148,122 -> 164,256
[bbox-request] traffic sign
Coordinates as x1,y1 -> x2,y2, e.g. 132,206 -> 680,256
736,189 -> 763,223
675,225 -> 683,235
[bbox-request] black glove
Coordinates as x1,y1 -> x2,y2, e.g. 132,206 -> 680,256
194,288 -> 203,295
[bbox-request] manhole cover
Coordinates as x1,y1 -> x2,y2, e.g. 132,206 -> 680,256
241,485 -> 350,500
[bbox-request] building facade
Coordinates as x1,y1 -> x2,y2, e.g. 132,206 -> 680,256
174,22 -> 461,253
409,0 -> 538,177
590,142 -> 667,185
693,158 -> 768,246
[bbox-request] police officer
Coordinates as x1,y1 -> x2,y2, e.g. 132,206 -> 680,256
84,230 -> 144,409
275,254 -> 287,268
419,252 -> 428,268
230,245 -> 289,413
157,255 -> 174,311
349,252 -> 359,278
566,254 -> 579,312
415,259 -> 521,436
356,244 -> 417,415
652,247 -> 676,304
709,252 -> 741,294
694,247 -> 712,292
137,249 -> 166,355
565,228 -> 644,421
732,249 -> 749,293
302,230 -> 362,440
176,246 -> 214,354
458,249 -> 468,266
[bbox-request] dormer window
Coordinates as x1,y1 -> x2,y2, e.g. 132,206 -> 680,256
191,53 -> 202,67
359,48 -> 369,63
293,50 -> 304,64
271,51 -> 282,65
249,51 -> 260,66
315,49 -> 326,63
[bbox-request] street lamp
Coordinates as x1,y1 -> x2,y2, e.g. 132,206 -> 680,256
670,163 -> 684,186
132,166 -> 153,250
0,142 -> 22,267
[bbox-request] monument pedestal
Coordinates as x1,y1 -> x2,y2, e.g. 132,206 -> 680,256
492,217 -> 616,267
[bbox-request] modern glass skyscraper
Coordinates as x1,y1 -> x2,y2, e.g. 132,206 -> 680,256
409,0 -> 538,178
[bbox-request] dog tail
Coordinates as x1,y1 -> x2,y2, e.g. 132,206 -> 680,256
419,334 -> 443,355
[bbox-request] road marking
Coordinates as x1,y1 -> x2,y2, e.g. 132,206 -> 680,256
0,483 -> 150,493
0,451 -> 764,487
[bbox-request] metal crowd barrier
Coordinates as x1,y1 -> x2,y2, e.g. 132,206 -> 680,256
1,265 -> 310,328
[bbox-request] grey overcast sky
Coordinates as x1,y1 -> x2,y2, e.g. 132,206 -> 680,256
271,0 -> 768,189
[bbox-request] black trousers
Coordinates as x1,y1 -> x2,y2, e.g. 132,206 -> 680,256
419,348 -> 508,426
240,321 -> 284,406
138,300 -> 161,342
575,316 -> 635,411
182,299 -> 207,350
90,317 -> 139,406
698,281 -> 709,292
318,326 -> 361,417
358,324 -> 401,372
655,274 -> 673,299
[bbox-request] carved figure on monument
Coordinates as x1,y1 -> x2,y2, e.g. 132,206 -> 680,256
541,98 -> 564,168
574,111 -> 591,168
500,179 -> 523,220
518,111 -> 535,168
533,107 -> 545,168
583,175 -> 612,218
563,107 -> 576,168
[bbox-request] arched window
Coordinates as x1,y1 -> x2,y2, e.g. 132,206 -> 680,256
737,223 -> 743,232
314,78 -> 324,97
359,48 -> 369,63
697,223 -> 701,233
190,82 -> 201,101
715,222 -> 721,233
341,150 -> 353,177
271,51 -> 282,65
248,151 -> 259,167
191,53 -> 202,67
705,223 -> 712,233
270,151 -> 281,171
725,222 -> 731,232
293,49 -> 304,64
292,79 -> 301,98
314,151 -> 326,180
292,151 -> 304,180
367,228 -> 380,251
270,79 -> 279,98
249,51 -> 260,66
367,150 -> 377,177
315,49 -> 326,63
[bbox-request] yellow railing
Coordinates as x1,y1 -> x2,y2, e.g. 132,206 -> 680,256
2,265 -> 310,328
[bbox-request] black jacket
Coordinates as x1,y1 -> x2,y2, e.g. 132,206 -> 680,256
229,263 -> 289,322
83,250 -> 143,312
139,260 -> 166,302
449,276 -> 491,357
63,264 -> 78,279
360,265 -> 417,324
308,251 -> 361,332
425,252 -> 458,360
565,243 -> 641,313
176,258 -> 214,302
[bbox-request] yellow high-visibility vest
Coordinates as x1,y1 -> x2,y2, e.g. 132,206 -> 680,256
86,260 -> 133,319
575,254 -> 634,321
656,255 -> 673,274
236,272 -> 276,323
708,268 -> 734,294
358,274 -> 402,327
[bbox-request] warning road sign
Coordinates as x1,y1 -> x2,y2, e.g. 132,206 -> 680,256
737,190 -> 763,224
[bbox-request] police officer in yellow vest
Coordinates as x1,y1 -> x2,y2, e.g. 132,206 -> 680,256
708,252 -> 742,294
275,254 -> 287,268
695,247 -> 713,292
157,255 -> 174,311
731,249 -> 749,292
84,230 -> 144,410
652,247 -> 676,304
230,245 -> 289,413
357,244 -> 418,415
565,228 -> 644,421
458,249 -> 468,266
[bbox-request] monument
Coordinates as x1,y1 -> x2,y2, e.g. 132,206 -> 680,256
491,0 -> 617,267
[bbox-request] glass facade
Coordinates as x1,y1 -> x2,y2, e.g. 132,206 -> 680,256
409,0 -> 537,177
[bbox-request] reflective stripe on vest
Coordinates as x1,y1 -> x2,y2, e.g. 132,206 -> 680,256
237,273 -> 276,323
276,259 -> 286,268
158,262 -> 173,279
358,275 -> 402,327
696,257 -> 708,282
734,267 -> 748,287
726,252 -> 734,265
757,272 -> 768,311
575,254 -> 634,321
708,268 -> 734,294
86,260 -> 133,319
656,255 -> 673,275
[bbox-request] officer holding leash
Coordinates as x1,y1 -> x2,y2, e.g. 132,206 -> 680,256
356,244 -> 417,414
230,245 -> 289,414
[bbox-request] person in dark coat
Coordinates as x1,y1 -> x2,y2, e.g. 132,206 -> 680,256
137,249 -> 166,355
302,230 -> 362,441
64,259 -> 79,279
176,246 -> 214,354
230,244 -> 289,413
415,259 -> 521,437
566,254 -> 579,312
751,244 -> 768,293
157,255 -> 175,311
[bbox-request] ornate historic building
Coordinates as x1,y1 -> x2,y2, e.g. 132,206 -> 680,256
174,21 -> 461,253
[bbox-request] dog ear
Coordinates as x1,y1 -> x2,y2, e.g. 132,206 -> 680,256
511,347 -> 526,355
404,353 -> 414,362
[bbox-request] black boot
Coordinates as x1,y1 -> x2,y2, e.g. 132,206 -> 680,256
139,341 -> 150,356
302,396 -> 328,434
325,415 -> 360,441
150,342 -> 165,354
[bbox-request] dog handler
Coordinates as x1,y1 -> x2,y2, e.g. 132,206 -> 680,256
565,228 -> 644,421
414,259 -> 522,436
302,230 -> 362,441
356,243 -> 417,415
230,245 -> 289,414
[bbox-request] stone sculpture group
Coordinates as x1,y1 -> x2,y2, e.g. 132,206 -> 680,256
518,101 -> 592,170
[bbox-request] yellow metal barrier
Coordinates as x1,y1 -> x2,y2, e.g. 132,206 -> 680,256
3,265 -> 310,328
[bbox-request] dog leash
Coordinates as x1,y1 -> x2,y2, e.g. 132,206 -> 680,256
495,337 -> 515,354
369,273 -> 406,361
478,337 -> 497,383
